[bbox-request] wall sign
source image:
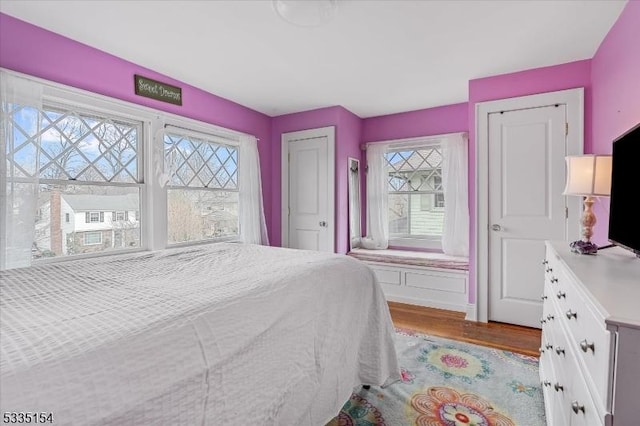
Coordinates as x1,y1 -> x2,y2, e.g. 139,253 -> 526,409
134,75 -> 182,105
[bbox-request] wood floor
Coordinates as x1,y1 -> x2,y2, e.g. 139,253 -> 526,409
388,301 -> 541,357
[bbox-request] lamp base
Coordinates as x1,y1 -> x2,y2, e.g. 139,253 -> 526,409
569,240 -> 599,255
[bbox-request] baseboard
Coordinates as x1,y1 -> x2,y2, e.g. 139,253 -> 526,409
465,303 -> 477,321
384,294 -> 466,313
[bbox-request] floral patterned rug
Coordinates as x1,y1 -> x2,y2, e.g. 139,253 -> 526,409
327,328 -> 545,426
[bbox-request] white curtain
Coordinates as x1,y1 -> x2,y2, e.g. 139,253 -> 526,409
238,135 -> 269,245
0,71 -> 43,270
365,142 -> 390,249
441,133 -> 469,257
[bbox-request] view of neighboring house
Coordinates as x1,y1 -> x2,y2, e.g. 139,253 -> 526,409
34,191 -> 139,257
387,148 -> 445,237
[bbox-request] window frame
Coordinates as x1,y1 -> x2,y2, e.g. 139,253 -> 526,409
162,123 -> 241,247
1,68 -> 251,266
28,92 -> 148,262
382,138 -> 445,251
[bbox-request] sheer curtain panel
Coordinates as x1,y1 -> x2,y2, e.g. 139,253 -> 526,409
441,133 -> 469,256
0,71 -> 43,269
239,135 -> 269,245
365,142 -> 390,249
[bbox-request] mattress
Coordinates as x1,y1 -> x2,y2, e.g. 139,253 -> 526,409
0,243 -> 400,425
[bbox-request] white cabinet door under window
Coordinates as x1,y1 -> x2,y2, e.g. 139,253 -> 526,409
282,127 -> 335,252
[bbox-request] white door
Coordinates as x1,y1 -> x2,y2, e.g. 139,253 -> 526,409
488,105 -> 568,328
281,127 -> 335,252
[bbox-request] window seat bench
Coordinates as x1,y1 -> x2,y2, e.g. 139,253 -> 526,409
348,248 -> 470,314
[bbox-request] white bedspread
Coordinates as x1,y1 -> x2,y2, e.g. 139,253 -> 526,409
0,243 -> 400,425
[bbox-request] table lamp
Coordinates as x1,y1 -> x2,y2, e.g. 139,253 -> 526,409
563,155 -> 612,254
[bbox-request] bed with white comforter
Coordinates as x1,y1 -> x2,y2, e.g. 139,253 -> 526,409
0,243 -> 400,425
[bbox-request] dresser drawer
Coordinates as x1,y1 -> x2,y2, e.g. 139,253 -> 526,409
539,321 -> 571,426
557,272 -> 611,410
567,310 -> 611,411
552,321 -> 602,425
569,368 -> 601,426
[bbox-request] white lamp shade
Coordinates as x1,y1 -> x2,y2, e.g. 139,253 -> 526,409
563,155 -> 612,196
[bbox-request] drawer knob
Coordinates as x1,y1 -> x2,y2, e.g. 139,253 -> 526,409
580,340 -> 595,353
541,294 -> 548,300
539,347 -> 545,354
542,260 -> 549,265
554,383 -> 564,392
557,291 -> 566,299
543,380 -> 551,387
547,314 -> 555,321
571,401 -> 585,414
540,318 -> 546,324
555,347 -> 565,356
546,267 -> 553,273
551,277 -> 559,283
545,343 -> 553,350
566,310 -> 578,320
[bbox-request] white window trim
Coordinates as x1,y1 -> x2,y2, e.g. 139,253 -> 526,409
2,68 -> 254,265
163,122 -> 241,246
379,135 -> 448,251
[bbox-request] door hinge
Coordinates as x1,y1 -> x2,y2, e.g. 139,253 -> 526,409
565,122 -> 569,136
565,207 -> 569,219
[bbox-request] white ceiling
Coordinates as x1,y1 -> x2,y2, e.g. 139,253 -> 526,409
0,0 -> 627,118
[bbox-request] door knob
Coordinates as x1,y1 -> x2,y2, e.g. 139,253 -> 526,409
492,224 -> 502,231
319,221 -> 327,227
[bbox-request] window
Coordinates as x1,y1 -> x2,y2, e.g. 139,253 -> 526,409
5,99 -> 142,259
86,212 -> 104,223
164,130 -> 239,244
83,231 -> 102,245
2,71 -> 264,269
386,144 -> 444,248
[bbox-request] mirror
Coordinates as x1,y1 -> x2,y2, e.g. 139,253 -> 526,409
348,157 -> 362,251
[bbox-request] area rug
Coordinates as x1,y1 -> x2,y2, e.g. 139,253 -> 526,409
328,328 -> 545,426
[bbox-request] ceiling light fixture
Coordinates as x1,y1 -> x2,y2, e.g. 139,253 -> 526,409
272,0 -> 338,27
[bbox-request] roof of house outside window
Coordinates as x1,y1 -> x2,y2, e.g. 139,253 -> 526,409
62,194 -> 138,212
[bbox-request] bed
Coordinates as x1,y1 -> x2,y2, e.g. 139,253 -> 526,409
0,243 -> 400,425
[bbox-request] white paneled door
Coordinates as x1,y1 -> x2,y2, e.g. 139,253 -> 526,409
281,126 -> 335,252
488,105 -> 568,328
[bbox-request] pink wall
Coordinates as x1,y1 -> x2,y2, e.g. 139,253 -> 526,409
591,0 -> 640,245
336,107 -> 364,253
362,102 -> 468,143
0,13 -> 275,239
467,59 -> 592,304
270,106 -> 362,254
361,103 -> 468,249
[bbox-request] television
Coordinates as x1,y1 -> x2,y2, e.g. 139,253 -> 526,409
608,122 -> 640,257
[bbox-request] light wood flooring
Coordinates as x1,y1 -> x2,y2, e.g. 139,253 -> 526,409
388,301 -> 541,357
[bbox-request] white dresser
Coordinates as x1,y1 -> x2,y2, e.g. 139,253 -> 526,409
540,241 -> 640,426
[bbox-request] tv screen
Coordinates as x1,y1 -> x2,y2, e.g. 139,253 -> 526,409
608,123 -> 640,256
